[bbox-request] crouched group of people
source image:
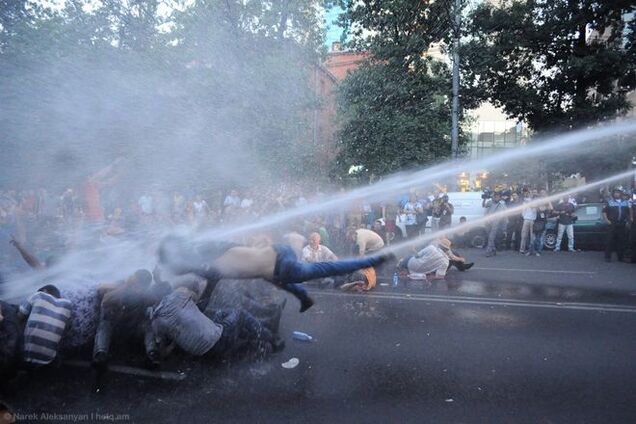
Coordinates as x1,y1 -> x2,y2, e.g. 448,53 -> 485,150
0,268 -> 286,379
1,232 -> 390,379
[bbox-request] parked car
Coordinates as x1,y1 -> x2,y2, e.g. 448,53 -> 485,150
543,203 -> 610,251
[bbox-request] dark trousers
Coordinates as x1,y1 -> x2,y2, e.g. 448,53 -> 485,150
605,222 -> 627,261
93,305 -> 154,363
206,309 -> 274,358
506,220 -> 522,250
631,223 -> 636,263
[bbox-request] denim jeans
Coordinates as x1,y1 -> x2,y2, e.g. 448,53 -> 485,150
207,309 -> 274,358
533,230 -> 546,253
273,244 -> 384,288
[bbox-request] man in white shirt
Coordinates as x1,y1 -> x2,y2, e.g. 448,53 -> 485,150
520,192 -> 538,255
302,233 -> 338,288
302,233 -> 337,263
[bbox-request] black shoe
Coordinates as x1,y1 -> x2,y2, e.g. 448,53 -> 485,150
299,296 -> 314,313
605,258 -> 612,263
462,262 -> 474,271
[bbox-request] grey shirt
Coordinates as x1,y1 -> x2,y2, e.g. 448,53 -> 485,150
151,290 -> 223,356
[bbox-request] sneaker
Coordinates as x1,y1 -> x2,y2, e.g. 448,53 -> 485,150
524,251 -> 531,256
535,253 -> 541,257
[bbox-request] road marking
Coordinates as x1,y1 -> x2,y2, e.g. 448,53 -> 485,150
64,360 -> 187,381
312,291 -> 636,314
472,267 -> 596,275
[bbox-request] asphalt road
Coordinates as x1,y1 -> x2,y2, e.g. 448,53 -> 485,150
2,250 -> 636,423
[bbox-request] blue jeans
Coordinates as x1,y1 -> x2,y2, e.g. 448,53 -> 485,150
272,244 -> 384,296
206,309 -> 273,358
533,230 -> 546,253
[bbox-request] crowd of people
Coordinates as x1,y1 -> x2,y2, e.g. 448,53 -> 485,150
2,160 -> 635,384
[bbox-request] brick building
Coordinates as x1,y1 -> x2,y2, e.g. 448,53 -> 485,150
310,43 -> 367,172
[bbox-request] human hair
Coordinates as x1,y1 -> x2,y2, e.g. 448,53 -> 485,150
132,269 -> 153,287
38,284 -> 61,299
459,216 -> 467,222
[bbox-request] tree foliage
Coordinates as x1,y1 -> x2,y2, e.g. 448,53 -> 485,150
462,0 -> 636,132
0,0 -> 326,188
333,0 -> 469,180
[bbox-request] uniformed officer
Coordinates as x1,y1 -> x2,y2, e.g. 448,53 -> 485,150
602,188 -> 632,262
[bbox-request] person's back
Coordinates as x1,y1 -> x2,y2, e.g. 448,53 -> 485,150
152,289 -> 222,356
20,291 -> 72,366
355,229 -> 385,255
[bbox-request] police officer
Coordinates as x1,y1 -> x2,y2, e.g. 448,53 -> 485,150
602,187 -> 632,262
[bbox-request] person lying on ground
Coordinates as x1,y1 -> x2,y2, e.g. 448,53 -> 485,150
158,235 -> 391,313
149,280 -> 280,362
339,267 -> 377,292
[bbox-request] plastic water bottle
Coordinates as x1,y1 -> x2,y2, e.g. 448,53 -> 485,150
292,331 -> 313,342
392,272 -> 399,288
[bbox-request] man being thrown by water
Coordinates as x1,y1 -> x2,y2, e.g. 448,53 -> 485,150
158,234 -> 391,312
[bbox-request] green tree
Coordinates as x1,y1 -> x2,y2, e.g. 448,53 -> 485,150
462,0 -> 636,132
333,0 -> 470,180
0,0 -> 327,187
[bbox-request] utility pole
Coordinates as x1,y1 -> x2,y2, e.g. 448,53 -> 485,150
451,0 -> 461,159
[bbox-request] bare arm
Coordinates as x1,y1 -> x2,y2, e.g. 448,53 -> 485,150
10,236 -> 44,269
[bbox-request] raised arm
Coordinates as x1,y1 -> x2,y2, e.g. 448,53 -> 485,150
10,236 -> 44,269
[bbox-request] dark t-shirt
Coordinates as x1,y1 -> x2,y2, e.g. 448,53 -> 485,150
602,199 -> 630,224
556,202 -> 576,225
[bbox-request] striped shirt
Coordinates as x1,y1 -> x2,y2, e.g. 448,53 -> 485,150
20,292 -> 72,365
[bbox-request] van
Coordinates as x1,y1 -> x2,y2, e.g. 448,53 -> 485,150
394,192 -> 489,248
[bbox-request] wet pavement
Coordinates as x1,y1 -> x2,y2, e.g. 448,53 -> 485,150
2,250 -> 636,423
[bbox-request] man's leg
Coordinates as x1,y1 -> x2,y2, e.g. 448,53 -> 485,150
528,226 -> 537,255
616,224 -> 626,261
555,224 -> 565,251
520,220 -> 530,253
93,308 -> 112,365
536,229 -> 546,253
486,222 -> 497,255
605,225 -> 615,261
236,310 -> 276,356
282,255 -> 387,284
631,224 -> 636,263
206,309 -> 243,358
566,224 -> 574,251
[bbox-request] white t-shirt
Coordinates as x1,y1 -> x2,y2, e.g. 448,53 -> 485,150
302,245 -> 338,263
138,195 -> 154,215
